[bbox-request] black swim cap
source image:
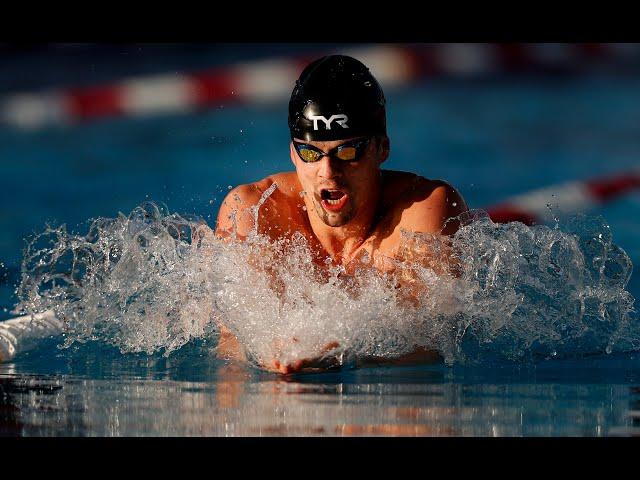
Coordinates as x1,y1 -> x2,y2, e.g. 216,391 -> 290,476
288,55 -> 387,142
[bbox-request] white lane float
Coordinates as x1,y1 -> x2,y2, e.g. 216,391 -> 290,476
0,310 -> 63,362
0,169 -> 638,362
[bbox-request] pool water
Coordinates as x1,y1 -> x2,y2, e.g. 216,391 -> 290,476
2,342 -> 640,436
1,75 -> 639,436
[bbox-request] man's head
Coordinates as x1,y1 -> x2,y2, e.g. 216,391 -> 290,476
288,55 -> 390,228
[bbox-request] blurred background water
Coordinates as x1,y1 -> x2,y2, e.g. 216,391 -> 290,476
0,44 -> 639,436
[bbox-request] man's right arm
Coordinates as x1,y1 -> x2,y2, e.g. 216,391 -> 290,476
214,183 -> 266,239
208,181 -> 283,364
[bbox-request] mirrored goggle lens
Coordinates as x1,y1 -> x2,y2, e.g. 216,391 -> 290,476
335,146 -> 357,161
298,148 -> 322,163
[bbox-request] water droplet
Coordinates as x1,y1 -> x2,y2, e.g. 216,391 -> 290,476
452,202 -> 457,207
227,185 -> 233,190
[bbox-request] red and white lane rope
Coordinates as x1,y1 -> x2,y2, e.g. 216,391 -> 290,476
0,45 -> 419,130
1,43 -> 638,130
486,169 -> 640,225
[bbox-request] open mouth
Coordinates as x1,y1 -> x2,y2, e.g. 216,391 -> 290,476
320,189 -> 348,212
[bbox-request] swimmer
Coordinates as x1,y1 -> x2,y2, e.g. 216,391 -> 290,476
204,55 -> 468,373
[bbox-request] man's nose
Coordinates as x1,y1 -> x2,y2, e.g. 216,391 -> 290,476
317,156 -> 342,179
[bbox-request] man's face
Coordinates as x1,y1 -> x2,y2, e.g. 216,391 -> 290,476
290,136 -> 388,227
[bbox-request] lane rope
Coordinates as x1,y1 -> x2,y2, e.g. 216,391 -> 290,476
2,43 -> 637,130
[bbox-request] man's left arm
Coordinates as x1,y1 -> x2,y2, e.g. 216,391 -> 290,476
391,181 -> 468,278
370,181 -> 468,367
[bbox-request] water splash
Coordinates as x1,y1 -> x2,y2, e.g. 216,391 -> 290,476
13,201 -> 638,367
16,203 -> 216,355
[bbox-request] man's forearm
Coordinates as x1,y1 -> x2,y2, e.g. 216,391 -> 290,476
356,346 -> 442,368
216,324 -> 247,362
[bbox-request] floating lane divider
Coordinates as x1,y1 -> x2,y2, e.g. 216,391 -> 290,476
0,310 -> 63,362
1,43 -> 638,130
486,169 -> 640,225
0,45 -> 420,130
1,168 -> 639,361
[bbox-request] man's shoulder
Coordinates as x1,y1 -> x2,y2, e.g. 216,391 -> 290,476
225,172 -> 300,205
382,170 -> 461,204
381,170 -> 467,235
216,172 -> 301,236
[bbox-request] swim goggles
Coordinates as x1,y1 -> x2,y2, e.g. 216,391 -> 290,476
292,137 -> 371,163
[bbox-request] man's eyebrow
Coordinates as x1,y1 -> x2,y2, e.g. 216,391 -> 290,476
293,138 -> 366,150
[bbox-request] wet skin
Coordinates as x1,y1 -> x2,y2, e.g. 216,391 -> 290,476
208,136 -> 468,374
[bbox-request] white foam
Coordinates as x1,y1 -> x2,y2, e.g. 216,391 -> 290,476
12,203 -> 639,367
